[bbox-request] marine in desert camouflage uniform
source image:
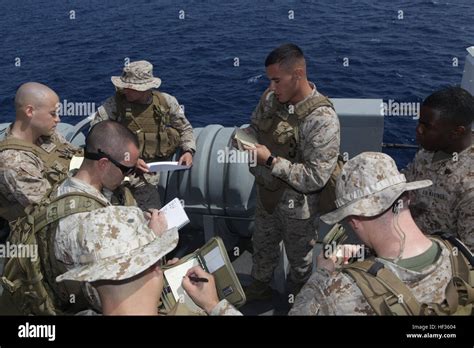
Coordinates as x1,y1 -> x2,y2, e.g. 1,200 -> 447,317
52,120 -> 169,311
0,82 -> 79,233
91,60 -> 196,211
56,207 -> 241,316
289,152 -> 456,315
242,44 -> 340,300
404,87 -> 474,250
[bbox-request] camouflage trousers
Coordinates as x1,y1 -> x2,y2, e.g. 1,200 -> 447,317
251,197 -> 317,288
128,172 -> 162,211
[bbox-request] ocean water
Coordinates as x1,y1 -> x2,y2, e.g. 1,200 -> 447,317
0,0 -> 472,168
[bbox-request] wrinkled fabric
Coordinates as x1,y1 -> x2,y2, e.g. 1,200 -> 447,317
53,177 -> 111,310
0,126 -> 77,208
248,84 -> 339,291
289,240 -> 453,315
209,299 -> 243,316
321,152 -> 432,225
93,92 -> 196,153
404,145 -> 474,250
251,183 -> 318,288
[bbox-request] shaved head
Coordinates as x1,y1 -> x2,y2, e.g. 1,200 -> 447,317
11,82 -> 61,139
15,82 -> 59,110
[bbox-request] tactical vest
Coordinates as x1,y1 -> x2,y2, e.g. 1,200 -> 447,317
0,137 -> 78,222
342,235 -> 474,315
115,91 -> 180,161
252,89 -> 335,213
0,189 -> 107,315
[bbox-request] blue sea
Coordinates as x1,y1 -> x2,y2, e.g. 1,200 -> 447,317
1,0 -> 473,168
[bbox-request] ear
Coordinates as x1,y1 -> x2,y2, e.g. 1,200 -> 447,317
24,105 -> 35,119
97,158 -> 109,171
294,67 -> 304,80
451,124 -> 468,138
346,216 -> 360,231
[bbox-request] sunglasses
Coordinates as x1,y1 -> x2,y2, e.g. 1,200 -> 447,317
84,149 -> 136,176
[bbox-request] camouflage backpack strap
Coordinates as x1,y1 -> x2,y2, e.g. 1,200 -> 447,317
0,190 -> 107,315
425,235 -> 474,315
343,260 -> 422,315
35,192 -> 108,313
32,191 -> 108,233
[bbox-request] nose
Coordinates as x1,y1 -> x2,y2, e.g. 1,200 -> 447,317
269,81 -> 276,92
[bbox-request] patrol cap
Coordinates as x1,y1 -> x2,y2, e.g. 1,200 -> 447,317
321,152 -> 432,225
111,60 -> 162,91
56,205 -> 178,283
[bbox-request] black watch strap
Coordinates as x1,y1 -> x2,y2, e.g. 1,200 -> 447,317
265,154 -> 275,168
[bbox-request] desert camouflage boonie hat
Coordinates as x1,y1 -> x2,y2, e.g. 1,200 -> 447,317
111,60 -> 162,91
321,152 -> 432,225
56,205 -> 178,283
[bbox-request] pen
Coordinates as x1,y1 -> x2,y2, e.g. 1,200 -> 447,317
188,276 -> 209,283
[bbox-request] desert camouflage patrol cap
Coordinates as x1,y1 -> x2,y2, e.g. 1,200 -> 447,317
56,205 -> 178,283
111,60 -> 162,91
321,152 -> 432,225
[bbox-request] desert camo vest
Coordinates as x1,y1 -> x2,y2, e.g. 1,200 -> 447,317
0,137 -> 78,221
115,91 -> 180,161
253,90 -> 334,213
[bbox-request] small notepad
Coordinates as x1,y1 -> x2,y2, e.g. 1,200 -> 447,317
147,161 -> 190,172
233,128 -> 258,151
163,258 -> 204,314
159,198 -> 190,230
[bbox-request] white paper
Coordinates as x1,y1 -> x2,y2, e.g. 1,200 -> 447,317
233,128 -> 258,151
147,161 -> 190,172
163,258 -> 203,313
203,246 -> 226,273
69,156 -> 84,171
159,198 -> 190,230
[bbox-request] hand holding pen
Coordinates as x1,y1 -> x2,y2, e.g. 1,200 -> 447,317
182,266 -> 219,314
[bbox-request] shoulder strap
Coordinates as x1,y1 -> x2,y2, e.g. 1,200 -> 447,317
152,90 -> 170,110
152,91 -> 171,125
31,192 -> 108,233
295,95 -> 334,120
0,138 -> 44,158
428,235 -> 474,315
343,260 -> 422,315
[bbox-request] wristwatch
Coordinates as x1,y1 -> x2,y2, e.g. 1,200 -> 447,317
265,154 -> 275,168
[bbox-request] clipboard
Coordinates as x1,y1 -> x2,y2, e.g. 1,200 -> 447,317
160,237 -> 246,314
